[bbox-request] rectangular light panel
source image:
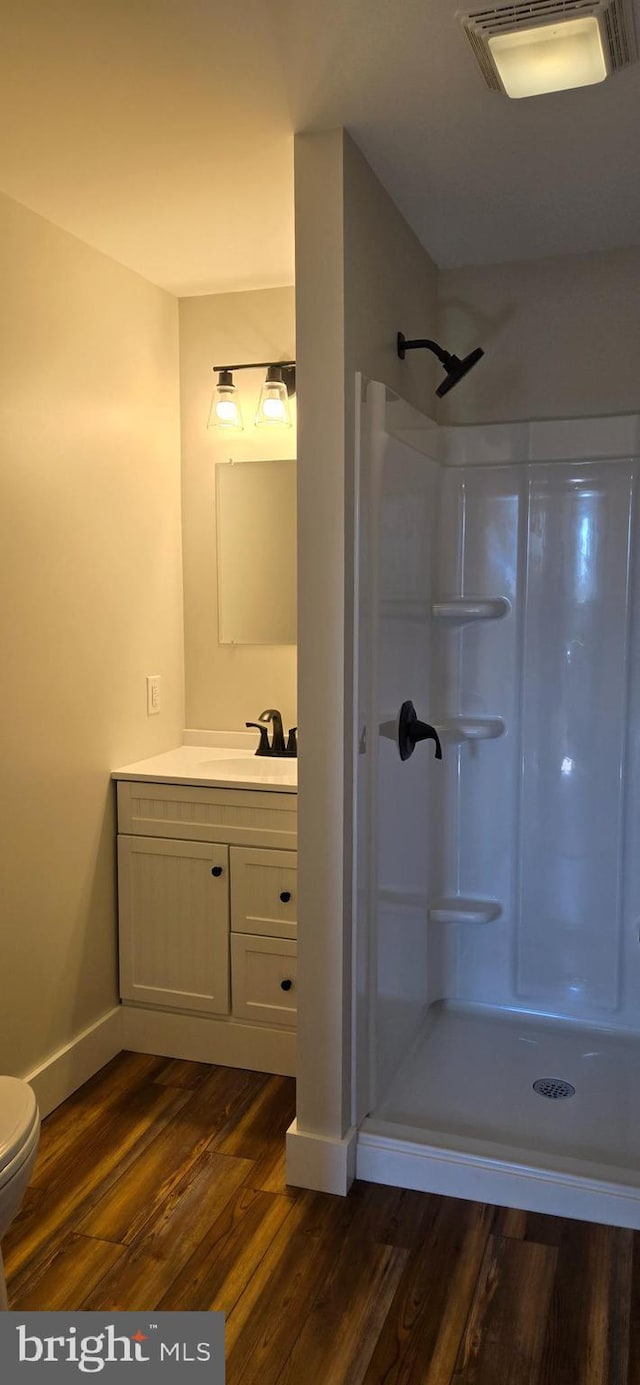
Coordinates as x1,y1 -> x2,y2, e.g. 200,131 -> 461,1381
489,16 -> 608,97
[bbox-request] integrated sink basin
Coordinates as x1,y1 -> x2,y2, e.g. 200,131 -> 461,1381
112,743 -> 297,792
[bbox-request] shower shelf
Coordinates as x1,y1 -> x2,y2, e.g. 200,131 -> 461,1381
429,898 -> 502,926
436,717 -> 505,742
432,597 -> 511,623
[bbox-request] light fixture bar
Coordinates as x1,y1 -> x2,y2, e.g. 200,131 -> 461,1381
212,359 -> 296,401
213,357 -> 296,401
213,360 -> 295,373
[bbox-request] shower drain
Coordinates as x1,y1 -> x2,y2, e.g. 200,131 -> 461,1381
533,1078 -> 576,1100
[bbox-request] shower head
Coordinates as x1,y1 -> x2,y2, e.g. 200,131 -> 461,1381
435,346 -> 485,398
397,332 -> 484,397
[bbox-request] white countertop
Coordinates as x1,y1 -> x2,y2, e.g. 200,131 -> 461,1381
112,743 -> 297,793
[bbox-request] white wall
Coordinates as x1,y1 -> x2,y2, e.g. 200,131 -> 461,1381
179,288 -> 297,731
0,190 -> 184,1079
293,129 -> 438,1166
437,246 -> 640,424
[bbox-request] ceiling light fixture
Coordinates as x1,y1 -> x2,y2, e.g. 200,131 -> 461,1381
490,16 -> 607,96
208,360 -> 295,431
461,0 -> 637,97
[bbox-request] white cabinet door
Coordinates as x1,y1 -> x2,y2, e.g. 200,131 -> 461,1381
118,835 -> 230,1014
231,934 -> 297,1027
230,847 -> 297,940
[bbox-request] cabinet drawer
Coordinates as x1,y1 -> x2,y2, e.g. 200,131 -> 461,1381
231,934 -> 297,1028
230,847 -> 297,940
117,780 -> 297,850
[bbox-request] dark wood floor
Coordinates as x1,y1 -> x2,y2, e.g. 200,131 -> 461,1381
5,1051 -> 640,1383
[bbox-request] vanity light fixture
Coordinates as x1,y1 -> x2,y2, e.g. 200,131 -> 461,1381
208,369 -> 243,430
460,0 -> 637,98
255,365 -> 292,428
208,359 -> 296,431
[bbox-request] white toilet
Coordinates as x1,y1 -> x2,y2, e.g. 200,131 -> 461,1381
0,1078 -> 40,1310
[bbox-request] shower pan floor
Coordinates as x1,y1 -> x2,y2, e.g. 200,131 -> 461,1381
359,1001 -> 640,1227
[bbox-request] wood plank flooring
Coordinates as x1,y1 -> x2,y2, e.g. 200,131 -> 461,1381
5,1050 -> 638,1384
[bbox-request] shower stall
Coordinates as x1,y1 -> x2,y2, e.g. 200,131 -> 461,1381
352,378 -> 640,1228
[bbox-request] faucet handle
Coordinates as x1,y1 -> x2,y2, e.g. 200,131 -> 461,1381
285,727 -> 298,758
246,722 -> 271,757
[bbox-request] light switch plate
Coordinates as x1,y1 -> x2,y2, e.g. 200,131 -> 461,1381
146,674 -> 161,715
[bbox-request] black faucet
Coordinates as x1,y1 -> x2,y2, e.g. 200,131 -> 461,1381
246,709 -> 297,758
259,708 -> 287,757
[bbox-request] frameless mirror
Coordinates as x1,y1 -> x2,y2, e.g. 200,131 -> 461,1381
216,459 -> 297,645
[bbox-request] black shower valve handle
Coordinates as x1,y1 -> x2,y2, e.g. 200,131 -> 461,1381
398,700 -> 443,762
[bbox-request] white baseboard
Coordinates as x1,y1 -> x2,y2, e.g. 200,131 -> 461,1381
121,1005 -> 296,1077
356,1126 -> 640,1231
286,1118 -> 357,1195
23,1008 -> 123,1118
21,1003 -> 296,1120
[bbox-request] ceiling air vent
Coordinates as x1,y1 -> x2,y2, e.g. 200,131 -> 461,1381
461,0 -> 638,94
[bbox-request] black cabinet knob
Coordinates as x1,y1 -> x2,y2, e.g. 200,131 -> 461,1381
211,866 -> 223,877
279,890 -> 292,903
280,978 -> 293,992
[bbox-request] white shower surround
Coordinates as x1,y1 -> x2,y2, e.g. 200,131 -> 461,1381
353,381 -> 640,1228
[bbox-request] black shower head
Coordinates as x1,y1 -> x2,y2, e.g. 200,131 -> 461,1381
397,332 -> 484,397
435,346 -> 485,398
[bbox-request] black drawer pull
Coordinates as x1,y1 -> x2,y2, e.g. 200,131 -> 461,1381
280,978 -> 293,992
279,890 -> 292,903
211,866 -> 223,877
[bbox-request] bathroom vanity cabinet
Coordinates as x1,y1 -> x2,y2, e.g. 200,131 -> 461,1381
115,776 -> 297,1075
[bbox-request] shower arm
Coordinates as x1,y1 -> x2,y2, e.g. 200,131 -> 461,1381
397,333 -> 455,369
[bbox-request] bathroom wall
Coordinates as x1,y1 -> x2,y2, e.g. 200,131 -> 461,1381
342,134 -> 438,412
437,245 -> 640,424
179,288 -> 297,732
292,128 -> 439,1167
0,190 -> 184,1081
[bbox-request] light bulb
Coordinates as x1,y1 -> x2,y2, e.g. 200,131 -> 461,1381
255,366 -> 292,428
207,369 -> 243,430
262,396 -> 287,423
215,398 -> 240,425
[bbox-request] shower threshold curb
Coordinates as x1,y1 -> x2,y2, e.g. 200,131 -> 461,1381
357,1119 -> 640,1231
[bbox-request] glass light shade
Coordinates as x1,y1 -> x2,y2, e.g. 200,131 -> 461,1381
255,369 -> 292,427
207,373 -> 243,430
489,16 -> 607,98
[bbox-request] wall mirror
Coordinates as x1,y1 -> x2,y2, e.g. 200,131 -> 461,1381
216,459 -> 297,645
